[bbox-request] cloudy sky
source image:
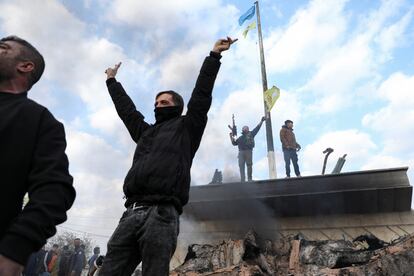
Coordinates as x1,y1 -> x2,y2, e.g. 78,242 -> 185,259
1,0 -> 413,253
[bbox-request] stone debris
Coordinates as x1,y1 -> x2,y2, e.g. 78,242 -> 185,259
171,230 -> 414,276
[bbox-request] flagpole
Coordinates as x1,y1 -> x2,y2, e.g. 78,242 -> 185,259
255,0 -> 277,179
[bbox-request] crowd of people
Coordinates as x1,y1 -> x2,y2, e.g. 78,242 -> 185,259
22,239 -> 102,276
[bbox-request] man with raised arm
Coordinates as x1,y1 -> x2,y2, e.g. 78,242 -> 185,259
100,37 -> 236,275
229,117 -> 266,182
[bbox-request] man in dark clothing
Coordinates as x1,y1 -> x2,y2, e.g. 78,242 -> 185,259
87,247 -> 100,275
68,239 -> 85,276
34,247 -> 50,276
57,245 -> 72,276
280,120 -> 301,178
230,117 -> 266,182
23,252 -> 38,276
99,37 -> 236,275
0,36 -> 76,276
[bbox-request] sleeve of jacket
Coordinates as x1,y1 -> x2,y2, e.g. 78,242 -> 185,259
0,109 -> 75,265
280,128 -> 289,148
106,78 -> 150,143
251,120 -> 264,137
185,52 -> 221,155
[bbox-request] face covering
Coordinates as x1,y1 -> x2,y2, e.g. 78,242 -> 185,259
154,106 -> 182,124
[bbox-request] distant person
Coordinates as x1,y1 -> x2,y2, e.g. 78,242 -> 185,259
280,120 -> 301,178
80,244 -> 87,270
34,246 -> 49,276
57,245 -> 72,276
23,252 -> 38,276
47,244 -> 59,275
0,35 -> 75,276
230,117 -> 266,182
88,255 -> 104,276
99,37 -> 236,275
87,247 -> 100,275
68,239 -> 85,276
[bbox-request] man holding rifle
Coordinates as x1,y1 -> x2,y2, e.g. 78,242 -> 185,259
230,116 -> 266,182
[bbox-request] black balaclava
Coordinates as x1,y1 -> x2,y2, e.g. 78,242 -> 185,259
154,106 -> 182,124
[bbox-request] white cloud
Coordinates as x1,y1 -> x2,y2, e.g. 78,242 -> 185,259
0,0 -> 145,111
108,0 -> 238,63
66,129 -> 130,178
302,129 -> 377,175
266,0 -> 347,73
362,72 -> 414,155
158,44 -> 209,96
110,0 -> 221,29
375,7 -> 414,62
89,106 -> 120,135
262,0 -> 413,114
362,155 -> 409,170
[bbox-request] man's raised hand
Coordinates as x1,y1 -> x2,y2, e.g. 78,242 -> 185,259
105,62 -> 122,79
212,37 -> 238,54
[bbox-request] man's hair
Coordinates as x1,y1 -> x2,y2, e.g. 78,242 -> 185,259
285,120 -> 293,125
93,247 -> 100,254
156,90 -> 184,113
74,238 -> 81,241
63,245 -> 69,250
0,35 -> 45,88
53,244 -> 59,248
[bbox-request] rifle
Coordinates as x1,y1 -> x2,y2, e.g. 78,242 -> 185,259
228,114 -> 237,136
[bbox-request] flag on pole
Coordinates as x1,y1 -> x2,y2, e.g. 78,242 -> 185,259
263,85 -> 280,111
242,21 -> 256,38
238,5 -> 255,26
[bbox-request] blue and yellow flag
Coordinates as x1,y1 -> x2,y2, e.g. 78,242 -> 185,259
239,5 -> 255,26
264,85 -> 280,111
242,21 -> 256,38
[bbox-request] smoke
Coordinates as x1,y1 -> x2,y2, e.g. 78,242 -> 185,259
222,163 -> 239,183
176,181 -> 282,266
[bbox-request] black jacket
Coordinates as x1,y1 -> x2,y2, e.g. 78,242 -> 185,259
232,120 -> 264,151
107,52 -> 221,213
0,92 -> 75,265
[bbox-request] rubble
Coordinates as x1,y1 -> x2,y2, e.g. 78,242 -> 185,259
171,230 -> 414,276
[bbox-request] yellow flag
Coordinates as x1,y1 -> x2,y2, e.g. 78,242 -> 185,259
242,21 -> 256,38
263,85 -> 280,111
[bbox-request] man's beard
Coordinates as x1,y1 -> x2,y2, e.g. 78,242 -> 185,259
0,58 -> 17,82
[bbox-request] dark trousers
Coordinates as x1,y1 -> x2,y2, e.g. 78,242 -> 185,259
283,149 -> 300,177
99,204 -> 179,276
238,150 -> 253,182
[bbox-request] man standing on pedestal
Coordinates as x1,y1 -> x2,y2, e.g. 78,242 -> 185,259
280,120 -> 301,178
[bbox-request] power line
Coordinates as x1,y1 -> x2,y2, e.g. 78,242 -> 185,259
68,215 -> 120,219
57,225 -> 111,239
67,215 -> 120,220
63,222 -> 117,231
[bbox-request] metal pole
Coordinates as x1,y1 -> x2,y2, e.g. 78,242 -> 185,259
255,0 -> 277,179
